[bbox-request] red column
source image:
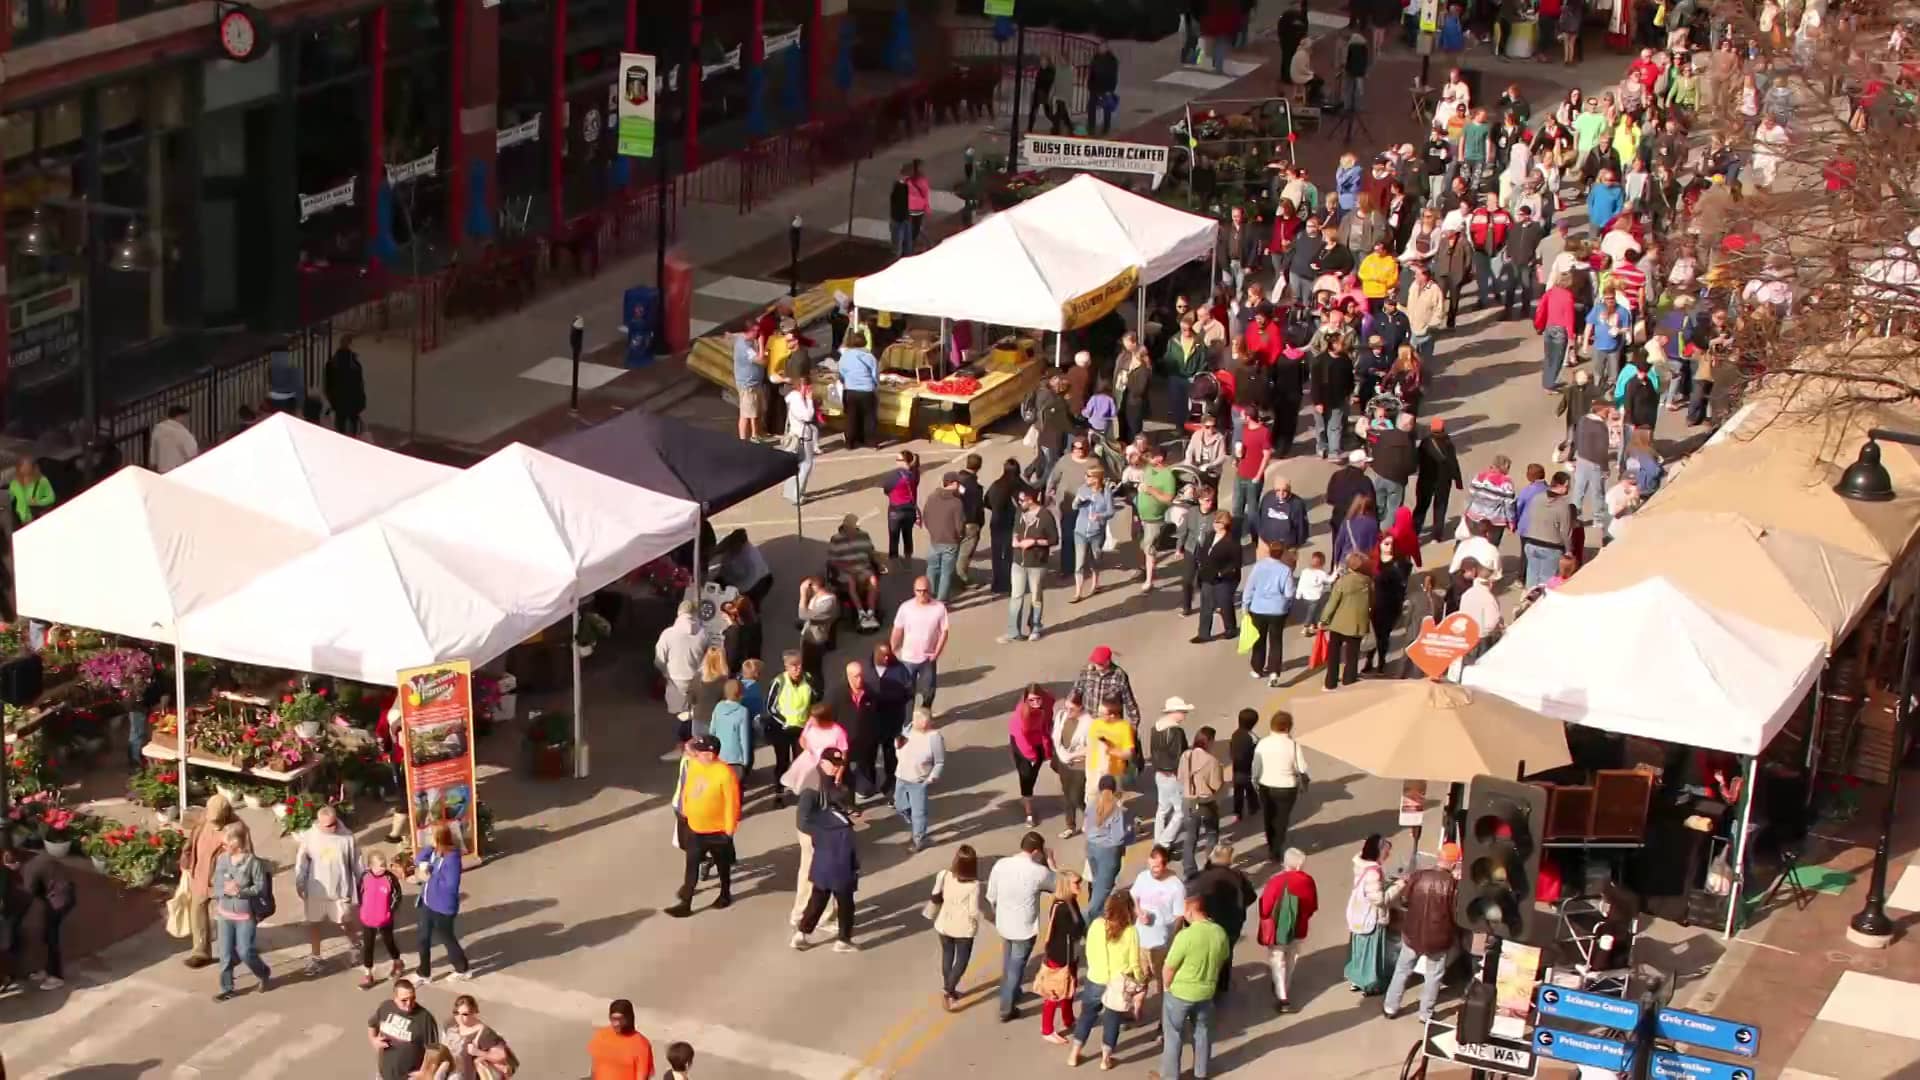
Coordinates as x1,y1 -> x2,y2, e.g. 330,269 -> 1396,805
367,7 -> 388,270
549,0 -> 567,230
0,146 -> 10,418
686,0 -> 702,168
446,0 -> 468,250
83,0 -> 114,29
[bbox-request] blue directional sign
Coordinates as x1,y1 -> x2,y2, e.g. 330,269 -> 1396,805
1649,1051 -> 1758,1080
1536,986 -> 1645,1029
1533,1028 -> 1632,1071
1655,1008 -> 1762,1058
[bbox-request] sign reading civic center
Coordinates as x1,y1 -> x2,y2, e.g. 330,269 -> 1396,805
1020,135 -> 1170,187
617,52 -> 657,158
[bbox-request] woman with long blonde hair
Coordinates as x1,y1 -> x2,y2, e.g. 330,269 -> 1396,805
1084,776 -> 1131,916
1066,888 -> 1146,1070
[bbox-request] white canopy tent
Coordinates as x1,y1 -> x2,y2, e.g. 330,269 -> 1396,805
851,174 -> 1219,355
378,443 -> 701,770
1463,577 -> 1825,757
13,468 -> 321,816
167,412 -> 456,536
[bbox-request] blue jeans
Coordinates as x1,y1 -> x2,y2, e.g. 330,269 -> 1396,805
1572,459 -> 1608,524
1523,542 -> 1562,589
1542,327 -> 1568,389
1008,566 -> 1045,638
126,709 -> 150,768
1373,476 -> 1406,520
1058,502 -> 1082,576
1165,375 -> 1191,426
215,915 -> 270,994
891,218 -> 914,257
1087,841 -> 1123,916
1313,406 -> 1348,458
894,779 -> 930,847
1384,942 -> 1446,1021
939,933 -> 974,996
927,544 -> 959,602
1159,995 -> 1216,1079
1071,979 -> 1127,1050
903,658 -> 938,708
784,439 -> 815,505
1593,345 -> 1623,387
1000,935 -> 1036,1016
1154,771 -> 1186,846
1232,476 -> 1263,541
1473,251 -> 1501,306
1412,332 -> 1435,368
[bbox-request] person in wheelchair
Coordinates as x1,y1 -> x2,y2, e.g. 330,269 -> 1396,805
826,514 -> 885,631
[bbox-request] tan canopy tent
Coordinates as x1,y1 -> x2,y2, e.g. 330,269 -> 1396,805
1286,679 -> 1572,784
1582,512 -> 1887,644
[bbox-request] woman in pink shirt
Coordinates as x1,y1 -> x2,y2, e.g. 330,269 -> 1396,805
1008,684 -> 1055,828
800,703 -> 850,763
906,159 -> 932,249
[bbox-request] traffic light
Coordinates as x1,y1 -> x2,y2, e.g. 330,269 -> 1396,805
1455,775 -> 1548,941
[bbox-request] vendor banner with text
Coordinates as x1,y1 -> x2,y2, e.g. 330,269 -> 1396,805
1063,265 -> 1140,329
618,53 -> 657,157
1020,135 -> 1170,187
398,659 -> 481,859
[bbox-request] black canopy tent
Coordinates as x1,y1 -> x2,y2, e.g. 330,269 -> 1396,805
543,409 -> 803,582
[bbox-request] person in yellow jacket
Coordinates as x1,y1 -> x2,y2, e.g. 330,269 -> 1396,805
1357,241 -> 1401,313
9,457 -> 54,525
666,736 -> 742,918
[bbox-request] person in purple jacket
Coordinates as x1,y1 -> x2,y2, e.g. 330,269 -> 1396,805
416,824 -> 471,982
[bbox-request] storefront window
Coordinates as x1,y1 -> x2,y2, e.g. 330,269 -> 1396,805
698,6 -> 752,157
8,0 -> 87,49
496,2 -> 551,239
294,19 -> 372,268
762,0 -> 812,128
5,98 -> 88,390
560,41 -> 618,218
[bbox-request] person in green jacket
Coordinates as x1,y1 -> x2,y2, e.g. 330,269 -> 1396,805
1160,317 -> 1208,427
1317,552 -> 1374,690
9,457 -> 54,525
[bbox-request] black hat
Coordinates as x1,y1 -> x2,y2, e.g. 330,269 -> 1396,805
691,735 -> 721,753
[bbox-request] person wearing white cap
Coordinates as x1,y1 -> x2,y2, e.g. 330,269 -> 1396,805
1148,698 -> 1194,848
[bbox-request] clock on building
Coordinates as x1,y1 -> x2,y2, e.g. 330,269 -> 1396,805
216,3 -> 262,62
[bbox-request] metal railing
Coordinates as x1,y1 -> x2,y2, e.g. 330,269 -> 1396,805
101,321 -> 334,469
948,25 -> 1100,119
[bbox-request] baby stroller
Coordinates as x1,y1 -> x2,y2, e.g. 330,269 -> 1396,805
1364,391 -> 1405,431
1159,463 -> 1209,555
1187,371 -> 1224,432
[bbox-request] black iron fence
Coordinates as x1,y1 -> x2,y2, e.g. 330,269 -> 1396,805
101,321 -> 334,470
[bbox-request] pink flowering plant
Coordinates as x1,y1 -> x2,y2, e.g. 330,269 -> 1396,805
77,648 -> 155,704
275,683 -> 335,730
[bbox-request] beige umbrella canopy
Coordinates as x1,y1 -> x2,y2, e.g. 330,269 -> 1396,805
1286,679 -> 1572,784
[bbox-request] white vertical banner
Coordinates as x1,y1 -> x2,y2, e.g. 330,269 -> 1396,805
617,53 -> 657,158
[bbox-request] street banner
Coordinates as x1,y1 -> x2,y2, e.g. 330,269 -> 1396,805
985,0 -> 1015,15
1020,134 -> 1170,187
618,53 -> 657,158
1062,265 -> 1139,329
398,659 -> 481,859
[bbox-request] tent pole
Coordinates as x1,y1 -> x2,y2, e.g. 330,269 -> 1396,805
174,643 -> 188,820
795,498 -> 803,541
939,318 -> 949,377
1054,335 -> 1063,369
1136,286 -> 1145,334
1209,248 -> 1218,294
572,602 -> 588,779
1724,755 -> 1760,939
1805,669 -> 1825,808
692,506 -> 706,595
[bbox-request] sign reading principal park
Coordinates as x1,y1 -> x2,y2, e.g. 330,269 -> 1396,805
1020,134 -> 1170,187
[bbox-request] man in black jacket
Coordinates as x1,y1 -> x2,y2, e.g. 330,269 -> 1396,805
792,744 -> 851,925
889,164 -> 912,256
1254,476 -> 1311,550
1502,205 -> 1546,319
1087,43 -> 1119,135
1371,413 -> 1418,519
954,453 -> 986,589
830,661 -> 889,801
1029,58 -> 1057,133
324,336 -> 368,436
1326,450 -> 1375,541
1308,339 -> 1356,460
1413,417 -> 1466,542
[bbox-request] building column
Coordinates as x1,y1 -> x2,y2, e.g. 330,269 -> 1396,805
0,139 -> 10,415
451,0 -> 498,249
686,0 -> 702,168
548,0 -> 567,230
366,7 -> 389,270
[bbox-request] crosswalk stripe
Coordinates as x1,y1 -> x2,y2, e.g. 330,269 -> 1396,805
172,1011 -> 284,1077
0,980 -> 139,1064
236,1022 -> 344,1080
16,983 -> 189,1080
417,971 -> 875,1080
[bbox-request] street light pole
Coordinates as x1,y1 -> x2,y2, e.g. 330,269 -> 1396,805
789,216 -> 803,296
1005,18 -> 1026,170
1834,429 -> 1920,948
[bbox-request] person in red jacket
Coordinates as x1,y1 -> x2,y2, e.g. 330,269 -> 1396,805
1244,305 -> 1286,367
1466,194 -> 1513,315
1533,271 -> 1578,391
1257,847 -> 1320,1014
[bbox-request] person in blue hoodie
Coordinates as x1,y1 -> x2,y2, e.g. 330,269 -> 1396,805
416,824 -> 471,981
1240,543 -> 1296,687
711,680 -> 754,784
1586,168 -> 1625,233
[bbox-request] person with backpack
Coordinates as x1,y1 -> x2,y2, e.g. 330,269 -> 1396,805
445,994 -> 518,1079
210,821 -> 272,1001
357,850 -> 407,989
416,824 -> 472,982
883,451 -> 922,566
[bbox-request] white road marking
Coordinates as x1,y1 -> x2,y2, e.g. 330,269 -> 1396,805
928,190 -> 965,214
698,276 -> 792,305
172,1011 -> 283,1077
1158,70 -> 1238,91
847,217 -> 895,243
417,970 -> 880,1080
237,1022 -> 344,1080
1816,970 -> 1920,1040
17,982 -> 189,1080
689,318 -> 720,339
520,356 -> 628,389
0,979 -> 139,1064
1887,855 -> 1920,912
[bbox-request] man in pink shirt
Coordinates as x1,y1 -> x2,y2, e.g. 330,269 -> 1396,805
889,575 -> 950,709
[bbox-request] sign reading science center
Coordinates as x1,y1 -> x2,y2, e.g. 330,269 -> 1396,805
1021,135 -> 1170,187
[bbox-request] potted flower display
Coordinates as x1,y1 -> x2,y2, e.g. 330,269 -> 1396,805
279,793 -> 333,837
40,806 -> 78,857
277,684 -> 335,740
129,764 -> 183,824
6,790 -> 54,848
107,827 -> 170,888
83,824 -> 119,873
523,710 -> 575,779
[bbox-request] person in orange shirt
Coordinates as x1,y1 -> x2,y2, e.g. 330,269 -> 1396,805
588,999 -> 655,1079
666,736 -> 743,918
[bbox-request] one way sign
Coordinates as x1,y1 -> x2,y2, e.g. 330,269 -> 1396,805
1424,1020 -> 1540,1077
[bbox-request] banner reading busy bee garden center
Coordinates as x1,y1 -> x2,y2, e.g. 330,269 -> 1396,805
397,659 -> 482,859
